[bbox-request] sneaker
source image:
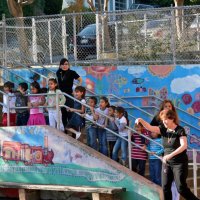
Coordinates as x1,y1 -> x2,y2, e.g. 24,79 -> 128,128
76,131 -> 81,140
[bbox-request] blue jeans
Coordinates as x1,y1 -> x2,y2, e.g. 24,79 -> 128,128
88,126 -> 98,151
149,159 -> 162,185
112,137 -> 128,162
88,127 -> 108,156
132,159 -> 146,176
97,127 -> 108,156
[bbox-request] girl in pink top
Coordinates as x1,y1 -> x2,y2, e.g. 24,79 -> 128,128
27,82 -> 46,125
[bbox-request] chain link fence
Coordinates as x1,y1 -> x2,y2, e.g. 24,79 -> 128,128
1,6 -> 200,66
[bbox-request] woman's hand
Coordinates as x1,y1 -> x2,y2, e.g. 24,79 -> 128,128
163,154 -> 172,164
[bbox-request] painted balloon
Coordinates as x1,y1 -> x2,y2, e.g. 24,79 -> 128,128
182,94 -> 192,105
192,101 -> 200,113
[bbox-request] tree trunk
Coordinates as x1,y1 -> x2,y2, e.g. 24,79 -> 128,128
7,0 -> 34,64
174,0 -> 184,39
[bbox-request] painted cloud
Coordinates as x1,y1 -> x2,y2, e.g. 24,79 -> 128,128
128,66 -> 146,76
117,66 -> 129,71
171,74 -> 200,94
180,65 -> 200,69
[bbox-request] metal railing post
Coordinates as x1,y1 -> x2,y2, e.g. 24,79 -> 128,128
7,93 -> 10,126
128,130 -> 132,170
56,90 -> 60,131
192,148 -> 198,196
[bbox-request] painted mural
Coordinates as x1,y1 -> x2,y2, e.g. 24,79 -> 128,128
0,126 -> 162,200
2,64 -> 200,149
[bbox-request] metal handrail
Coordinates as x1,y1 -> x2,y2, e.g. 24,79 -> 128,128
62,91 -> 163,148
0,65 -> 32,84
108,95 -> 200,142
0,90 -> 163,171
121,95 -> 200,121
12,61 -> 49,82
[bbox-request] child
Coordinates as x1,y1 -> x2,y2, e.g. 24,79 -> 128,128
2,81 -> 16,126
66,86 -> 86,139
46,78 -> 65,130
105,105 -> 118,158
112,106 -> 129,166
131,123 -> 149,176
147,132 -> 163,186
91,96 -> 109,156
84,96 -> 98,147
27,82 -> 46,125
15,82 -> 29,126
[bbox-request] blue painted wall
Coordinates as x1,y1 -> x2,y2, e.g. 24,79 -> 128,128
3,64 -> 200,149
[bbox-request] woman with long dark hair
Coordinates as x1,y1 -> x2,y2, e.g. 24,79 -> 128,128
56,58 -> 82,128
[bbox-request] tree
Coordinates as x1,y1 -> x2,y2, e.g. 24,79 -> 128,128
6,0 -> 35,64
87,0 -> 112,53
174,0 -> 184,39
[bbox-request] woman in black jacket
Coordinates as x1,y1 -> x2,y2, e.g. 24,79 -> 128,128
56,58 -> 82,128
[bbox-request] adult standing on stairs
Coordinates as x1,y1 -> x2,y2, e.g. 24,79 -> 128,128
136,109 -> 200,200
150,99 -> 180,200
56,58 -> 82,128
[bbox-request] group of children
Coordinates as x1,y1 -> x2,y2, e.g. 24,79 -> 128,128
83,95 -> 164,186
1,80 -> 163,186
2,79 -> 65,129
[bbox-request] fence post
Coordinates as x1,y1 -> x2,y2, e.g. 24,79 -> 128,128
197,14 -> 200,51
171,8 -> 177,65
128,130 -> 132,170
73,14 -> 77,62
32,18 -> 37,62
48,20 -> 52,64
115,20 -> 119,60
192,148 -> 197,196
96,13 -> 100,60
2,14 -> 7,67
62,16 -> 67,58
144,13 -> 147,44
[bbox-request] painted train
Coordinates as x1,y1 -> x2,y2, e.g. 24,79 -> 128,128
0,136 -> 54,166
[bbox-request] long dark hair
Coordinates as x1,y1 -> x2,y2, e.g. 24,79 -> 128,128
48,78 -> 59,91
100,96 -> 110,108
115,106 -> 129,126
30,81 -> 41,93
